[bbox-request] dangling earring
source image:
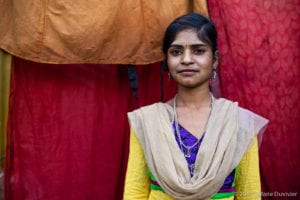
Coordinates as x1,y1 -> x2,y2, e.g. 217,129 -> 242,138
168,72 -> 171,80
211,69 -> 217,80
211,50 -> 219,80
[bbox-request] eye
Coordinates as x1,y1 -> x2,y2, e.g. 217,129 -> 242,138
169,48 -> 183,56
193,48 -> 205,55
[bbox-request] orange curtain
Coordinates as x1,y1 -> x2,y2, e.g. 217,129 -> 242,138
0,0 -> 208,64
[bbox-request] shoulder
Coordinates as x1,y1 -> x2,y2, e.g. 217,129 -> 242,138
128,102 -> 166,116
215,97 -> 268,133
127,102 -> 171,129
214,97 -> 238,109
237,105 -> 269,132
215,97 -> 268,123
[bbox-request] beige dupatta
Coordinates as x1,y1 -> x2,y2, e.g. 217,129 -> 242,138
128,98 -> 268,200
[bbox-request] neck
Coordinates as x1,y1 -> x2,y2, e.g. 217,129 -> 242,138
176,87 -> 212,109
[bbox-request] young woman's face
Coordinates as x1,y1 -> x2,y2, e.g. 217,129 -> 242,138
167,29 -> 216,89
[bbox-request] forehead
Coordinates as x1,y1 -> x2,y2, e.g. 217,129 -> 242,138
171,29 -> 206,45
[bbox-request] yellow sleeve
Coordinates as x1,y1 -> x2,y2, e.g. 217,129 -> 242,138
123,128 -> 150,200
235,138 -> 261,200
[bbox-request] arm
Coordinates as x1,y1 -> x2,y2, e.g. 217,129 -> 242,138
235,137 -> 261,200
123,128 -> 150,200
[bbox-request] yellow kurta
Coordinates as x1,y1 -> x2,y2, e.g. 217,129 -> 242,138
124,129 -> 261,200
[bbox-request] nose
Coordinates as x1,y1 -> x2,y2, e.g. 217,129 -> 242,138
181,50 -> 193,65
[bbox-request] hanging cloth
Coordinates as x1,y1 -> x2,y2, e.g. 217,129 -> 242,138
0,0 -> 208,64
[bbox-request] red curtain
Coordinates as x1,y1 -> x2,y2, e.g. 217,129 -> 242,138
208,0 -> 300,199
4,57 -> 176,199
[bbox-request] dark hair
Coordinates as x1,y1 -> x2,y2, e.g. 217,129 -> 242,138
162,13 -> 218,55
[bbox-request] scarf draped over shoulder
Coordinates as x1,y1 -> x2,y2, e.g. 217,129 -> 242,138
127,98 -> 268,200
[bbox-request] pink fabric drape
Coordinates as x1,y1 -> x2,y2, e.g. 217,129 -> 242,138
208,0 -> 300,199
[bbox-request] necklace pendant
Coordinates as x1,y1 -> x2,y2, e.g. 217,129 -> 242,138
184,148 -> 191,158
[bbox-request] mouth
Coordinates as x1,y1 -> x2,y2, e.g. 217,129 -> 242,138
177,69 -> 199,75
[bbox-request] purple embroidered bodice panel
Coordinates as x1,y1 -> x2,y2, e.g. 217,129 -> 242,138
173,122 -> 236,191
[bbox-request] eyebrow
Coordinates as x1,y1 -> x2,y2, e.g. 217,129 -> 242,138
169,44 -> 207,48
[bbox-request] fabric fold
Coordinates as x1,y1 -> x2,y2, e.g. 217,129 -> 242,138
0,0 -> 208,64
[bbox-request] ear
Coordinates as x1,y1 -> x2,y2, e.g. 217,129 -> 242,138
212,50 -> 219,70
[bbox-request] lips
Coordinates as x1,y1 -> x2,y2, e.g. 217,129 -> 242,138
177,69 -> 199,75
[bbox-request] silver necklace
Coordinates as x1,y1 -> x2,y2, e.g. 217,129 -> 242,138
173,94 -> 214,158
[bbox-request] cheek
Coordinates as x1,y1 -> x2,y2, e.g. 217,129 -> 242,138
196,57 -> 214,68
167,57 -> 179,70
167,59 -> 172,68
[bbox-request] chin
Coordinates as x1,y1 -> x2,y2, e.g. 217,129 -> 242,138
179,80 -> 210,89
180,82 -> 200,89
183,84 -> 200,89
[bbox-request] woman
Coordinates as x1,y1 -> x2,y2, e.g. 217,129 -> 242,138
124,13 -> 268,200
